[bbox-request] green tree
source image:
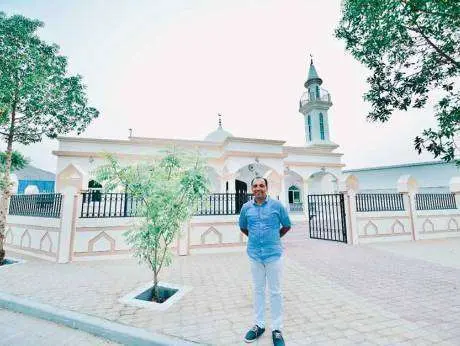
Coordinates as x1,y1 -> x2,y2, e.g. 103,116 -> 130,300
0,13 -> 98,263
336,0 -> 460,163
96,150 -> 209,302
0,150 -> 29,190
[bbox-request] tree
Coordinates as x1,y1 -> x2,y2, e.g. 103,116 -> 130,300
0,13 -> 99,263
0,151 -> 29,190
335,0 -> 460,163
96,151 -> 209,302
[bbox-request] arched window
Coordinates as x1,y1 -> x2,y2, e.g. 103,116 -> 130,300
307,115 -> 312,141
288,185 -> 301,204
319,113 -> 325,140
315,85 -> 320,99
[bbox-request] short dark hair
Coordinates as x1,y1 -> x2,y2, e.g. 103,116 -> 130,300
251,177 -> 268,188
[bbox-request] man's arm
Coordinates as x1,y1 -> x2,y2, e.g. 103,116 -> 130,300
239,206 -> 248,237
279,203 -> 292,238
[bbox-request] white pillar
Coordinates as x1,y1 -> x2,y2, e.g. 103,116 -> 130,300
449,176 -> 460,208
279,176 -> 287,206
397,175 -> 419,241
58,186 -> 78,263
338,174 -> 360,245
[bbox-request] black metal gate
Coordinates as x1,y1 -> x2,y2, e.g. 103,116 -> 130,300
307,193 -> 347,243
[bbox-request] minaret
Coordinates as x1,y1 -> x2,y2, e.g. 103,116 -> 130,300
299,58 -> 337,148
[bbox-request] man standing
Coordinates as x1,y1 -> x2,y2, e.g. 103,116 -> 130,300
239,177 -> 291,346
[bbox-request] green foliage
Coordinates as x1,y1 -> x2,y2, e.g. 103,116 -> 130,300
0,12 -> 99,144
96,150 -> 209,300
0,150 -> 28,172
0,151 -> 28,190
336,0 -> 460,163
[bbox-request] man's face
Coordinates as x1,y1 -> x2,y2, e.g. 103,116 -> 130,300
251,178 -> 267,200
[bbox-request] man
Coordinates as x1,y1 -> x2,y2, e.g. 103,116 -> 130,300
239,177 -> 291,346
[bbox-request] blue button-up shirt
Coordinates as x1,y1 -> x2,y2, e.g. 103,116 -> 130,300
239,197 -> 291,264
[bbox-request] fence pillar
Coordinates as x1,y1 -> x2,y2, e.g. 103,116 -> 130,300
178,222 -> 190,256
449,177 -> 460,208
397,175 -> 419,241
339,174 -> 359,245
58,186 -> 78,263
56,164 -> 86,263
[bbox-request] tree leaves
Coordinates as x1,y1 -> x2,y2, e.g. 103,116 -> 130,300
95,151 -> 210,297
0,12 -> 99,145
336,0 -> 460,163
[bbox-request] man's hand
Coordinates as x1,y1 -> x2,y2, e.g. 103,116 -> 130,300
280,226 -> 290,238
240,228 -> 249,237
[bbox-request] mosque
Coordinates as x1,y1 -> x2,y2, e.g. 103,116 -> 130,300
54,60 -> 344,212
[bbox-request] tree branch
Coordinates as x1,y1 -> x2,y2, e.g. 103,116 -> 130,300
405,24 -> 460,69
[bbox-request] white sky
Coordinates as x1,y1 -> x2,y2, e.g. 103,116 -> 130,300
1,0 -> 439,172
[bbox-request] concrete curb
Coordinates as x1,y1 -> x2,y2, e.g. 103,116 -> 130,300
0,291 -> 202,346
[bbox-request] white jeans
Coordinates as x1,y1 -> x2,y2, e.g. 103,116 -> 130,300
250,257 -> 283,330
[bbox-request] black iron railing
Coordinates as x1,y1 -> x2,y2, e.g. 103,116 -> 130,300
289,202 -> 303,212
195,193 -> 254,215
307,194 -> 347,243
356,193 -> 405,212
80,191 -> 140,218
9,193 -> 63,218
415,193 -> 457,210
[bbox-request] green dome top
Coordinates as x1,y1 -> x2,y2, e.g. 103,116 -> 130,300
305,59 -> 323,88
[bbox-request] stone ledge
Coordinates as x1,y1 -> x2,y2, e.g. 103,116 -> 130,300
0,291 -> 201,346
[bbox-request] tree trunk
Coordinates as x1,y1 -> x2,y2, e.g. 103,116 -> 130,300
152,271 -> 159,302
0,146 -> 13,265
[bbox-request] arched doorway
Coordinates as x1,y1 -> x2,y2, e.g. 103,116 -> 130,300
288,185 -> 303,212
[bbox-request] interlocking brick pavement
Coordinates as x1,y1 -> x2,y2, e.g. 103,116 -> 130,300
1,231 -> 459,345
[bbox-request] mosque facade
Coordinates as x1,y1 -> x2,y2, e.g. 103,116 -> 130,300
53,60 -> 344,213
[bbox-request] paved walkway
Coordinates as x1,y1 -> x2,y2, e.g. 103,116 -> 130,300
1,233 -> 459,345
0,308 -> 118,345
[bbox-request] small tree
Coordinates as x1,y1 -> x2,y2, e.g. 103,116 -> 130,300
0,13 -> 99,263
335,0 -> 460,163
96,150 -> 209,302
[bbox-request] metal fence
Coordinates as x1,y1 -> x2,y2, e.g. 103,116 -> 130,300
80,191 -> 140,218
195,193 -> 253,215
9,193 -> 63,218
356,193 -> 405,212
415,193 -> 457,210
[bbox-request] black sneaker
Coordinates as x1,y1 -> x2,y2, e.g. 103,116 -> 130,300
272,330 -> 285,346
244,325 -> 265,343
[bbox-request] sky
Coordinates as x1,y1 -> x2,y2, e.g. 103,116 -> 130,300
1,0 -> 440,172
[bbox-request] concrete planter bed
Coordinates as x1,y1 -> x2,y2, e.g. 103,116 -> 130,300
119,282 -> 191,311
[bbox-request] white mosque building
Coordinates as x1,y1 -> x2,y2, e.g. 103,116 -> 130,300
54,59 -> 345,212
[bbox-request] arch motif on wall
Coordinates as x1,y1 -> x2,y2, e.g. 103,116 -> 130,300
5,228 -> 13,245
448,218 -> 459,232
88,231 -> 116,253
422,219 -> 435,232
20,229 -> 31,248
391,220 -> 405,234
364,221 -> 378,236
40,232 -> 53,253
201,226 -> 223,245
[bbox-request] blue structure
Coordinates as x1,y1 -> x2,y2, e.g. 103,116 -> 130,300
344,161 -> 460,193
13,165 -> 55,194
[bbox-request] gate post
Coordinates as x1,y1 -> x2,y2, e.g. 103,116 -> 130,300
339,174 -> 359,245
303,181 -> 310,238
397,175 -> 418,241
